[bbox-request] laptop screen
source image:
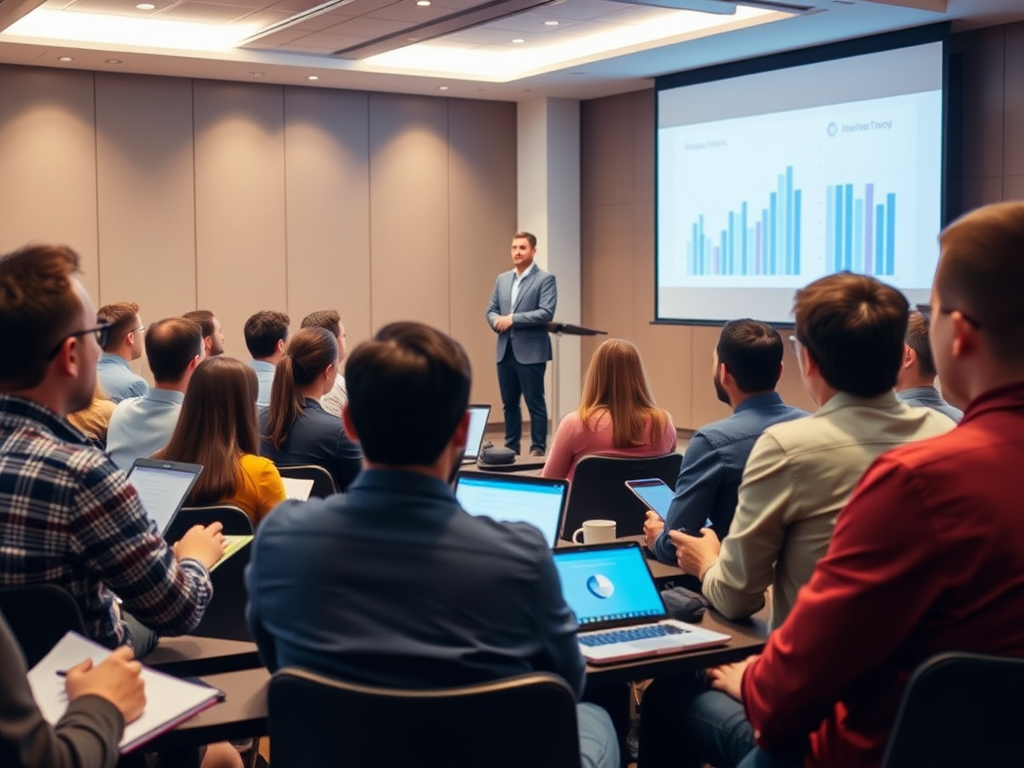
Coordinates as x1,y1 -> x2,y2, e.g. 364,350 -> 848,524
552,544 -> 667,628
126,459 -> 202,534
454,473 -> 567,547
464,405 -> 491,461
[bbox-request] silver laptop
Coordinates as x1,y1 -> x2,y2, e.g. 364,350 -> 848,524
552,541 -> 730,664
454,472 -> 568,548
126,458 -> 203,536
462,404 -> 492,464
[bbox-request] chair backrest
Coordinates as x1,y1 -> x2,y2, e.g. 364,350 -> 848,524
881,651 -> 1024,768
269,668 -> 581,768
0,584 -> 86,666
276,464 -> 338,499
164,504 -> 254,543
562,453 -> 683,538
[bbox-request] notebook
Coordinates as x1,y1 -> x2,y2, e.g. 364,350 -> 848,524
126,458 -> 203,535
462,404 -> 492,463
454,472 -> 568,548
551,541 -> 730,664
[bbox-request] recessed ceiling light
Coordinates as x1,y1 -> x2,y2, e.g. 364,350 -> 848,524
438,85 -> 449,90
57,55 -> 74,61
135,3 -> 156,9
544,20 -> 559,26
306,75 -> 320,80
105,58 -> 122,64
416,1 -> 431,6
511,38 -> 525,43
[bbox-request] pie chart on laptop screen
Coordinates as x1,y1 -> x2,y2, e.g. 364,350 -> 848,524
587,574 -> 615,599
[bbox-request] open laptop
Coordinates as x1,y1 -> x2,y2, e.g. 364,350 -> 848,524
454,472 -> 568,548
552,541 -> 730,664
461,404 -> 492,464
126,458 -> 203,536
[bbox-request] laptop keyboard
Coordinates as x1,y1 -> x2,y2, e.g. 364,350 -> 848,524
580,624 -> 689,647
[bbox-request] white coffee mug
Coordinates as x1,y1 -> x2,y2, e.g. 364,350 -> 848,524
572,519 -> 617,545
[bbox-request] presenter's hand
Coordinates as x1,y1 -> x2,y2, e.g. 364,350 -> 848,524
671,527 -> 721,578
643,511 -> 665,549
65,646 -> 146,724
494,315 -> 513,332
173,522 -> 227,569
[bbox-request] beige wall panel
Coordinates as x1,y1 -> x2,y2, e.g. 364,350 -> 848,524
580,94 -> 634,208
0,67 -> 99,298
581,204 -> 635,362
95,73 -> 196,351
368,93 -> 449,332
193,81 -> 287,360
1003,22 -> 1024,176
1002,175 -> 1024,201
690,325 -> 731,426
957,27 -> 1004,180
961,177 -> 1004,211
447,98 -> 518,410
631,90 -> 656,206
283,87 -> 372,352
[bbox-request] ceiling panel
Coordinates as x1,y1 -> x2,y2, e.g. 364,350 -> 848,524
324,14 -> 405,34
155,0 -> 262,22
366,3 -> 451,23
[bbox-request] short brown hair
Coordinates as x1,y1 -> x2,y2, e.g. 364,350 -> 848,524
146,318 -> 202,383
97,301 -> 140,352
182,309 -> 215,339
346,322 -> 470,465
716,319 -> 784,393
513,231 -> 537,248
937,201 -> 1024,363
244,310 -> 290,359
793,272 -> 908,397
0,244 -> 83,390
905,311 -> 936,379
300,309 -> 341,339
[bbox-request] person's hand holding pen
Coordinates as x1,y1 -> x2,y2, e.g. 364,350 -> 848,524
63,646 -> 146,724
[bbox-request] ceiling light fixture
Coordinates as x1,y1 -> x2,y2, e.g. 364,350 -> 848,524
511,37 -> 524,43
135,3 -> 156,9
105,58 -> 122,64
416,1 -> 431,6
544,20 -> 559,26
438,85 -> 449,90
306,74 -> 320,80
57,55 -> 74,61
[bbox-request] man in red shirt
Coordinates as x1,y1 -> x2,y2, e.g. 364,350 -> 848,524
716,201 -> 1024,768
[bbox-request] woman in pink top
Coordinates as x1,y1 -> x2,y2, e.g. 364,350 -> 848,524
542,338 -> 676,480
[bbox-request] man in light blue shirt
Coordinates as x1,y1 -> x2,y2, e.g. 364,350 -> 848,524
244,310 -> 289,407
896,309 -> 963,422
644,320 -> 807,565
96,301 -> 147,403
107,317 -> 203,470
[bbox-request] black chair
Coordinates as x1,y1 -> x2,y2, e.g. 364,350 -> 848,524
164,504 -> 254,543
268,668 -> 581,768
880,651 -> 1024,768
562,453 -> 683,538
0,584 -> 86,666
276,464 -> 337,499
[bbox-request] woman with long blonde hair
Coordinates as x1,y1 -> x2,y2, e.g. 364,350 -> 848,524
542,339 -> 676,480
155,356 -> 286,526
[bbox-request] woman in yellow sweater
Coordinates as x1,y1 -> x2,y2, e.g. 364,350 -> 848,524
156,357 -> 285,526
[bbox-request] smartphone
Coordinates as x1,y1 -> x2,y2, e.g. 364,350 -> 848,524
624,478 -> 675,518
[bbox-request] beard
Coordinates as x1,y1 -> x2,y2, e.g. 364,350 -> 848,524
714,372 -> 731,406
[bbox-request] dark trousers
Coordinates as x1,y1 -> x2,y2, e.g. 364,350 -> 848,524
497,347 -> 548,454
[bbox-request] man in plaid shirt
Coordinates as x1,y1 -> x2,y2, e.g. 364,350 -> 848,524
0,244 -> 226,655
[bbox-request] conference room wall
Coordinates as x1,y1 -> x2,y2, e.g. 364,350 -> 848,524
580,20 -> 1024,430
0,64 -> 516,411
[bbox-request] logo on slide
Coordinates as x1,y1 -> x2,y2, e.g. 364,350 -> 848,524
827,122 -> 839,137
586,574 -> 615,599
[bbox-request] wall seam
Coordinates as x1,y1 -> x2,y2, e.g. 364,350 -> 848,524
191,79 -> 199,309
93,71 -> 101,302
282,86 -> 290,318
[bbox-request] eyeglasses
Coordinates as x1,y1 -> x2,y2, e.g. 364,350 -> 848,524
788,334 -> 803,356
46,321 -> 112,360
132,325 -> 146,335
914,303 -> 982,329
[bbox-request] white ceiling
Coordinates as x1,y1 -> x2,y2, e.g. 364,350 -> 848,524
0,0 -> 1021,101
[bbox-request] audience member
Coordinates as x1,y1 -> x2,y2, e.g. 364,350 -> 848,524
896,309 -> 963,421
300,309 -> 348,416
643,320 -> 806,563
0,612 -> 145,768
710,202 -> 1024,768
182,309 -> 225,357
107,317 -> 202,470
543,339 -> 675,480
638,273 -> 955,768
244,310 -> 289,407
259,327 -> 362,492
67,383 -> 116,446
247,321 -> 619,768
157,357 -> 286,525
0,244 -> 224,656
96,301 -> 147,402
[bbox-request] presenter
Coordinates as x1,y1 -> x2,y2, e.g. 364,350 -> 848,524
486,231 -> 557,456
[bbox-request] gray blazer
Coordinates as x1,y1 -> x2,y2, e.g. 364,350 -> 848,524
486,266 -> 557,364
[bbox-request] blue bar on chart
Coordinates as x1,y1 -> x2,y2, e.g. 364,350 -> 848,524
684,165 -> 802,276
826,182 -> 896,276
